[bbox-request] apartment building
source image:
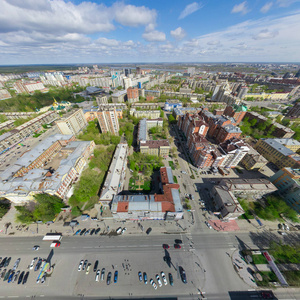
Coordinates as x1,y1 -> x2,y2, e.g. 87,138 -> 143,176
56,109 -> 87,135
127,87 -> 139,103
0,135 -> 95,203
223,104 -> 247,124
172,107 -> 198,120
0,112 -> 35,120
129,109 -> 160,119
140,140 -> 170,157
0,111 -> 59,152
241,147 -> 268,171
270,168 -> 300,213
112,90 -> 127,103
96,108 -> 120,135
0,120 -> 15,132
96,94 -> 108,105
131,103 -> 161,110
98,103 -> 127,111
0,89 -> 11,100
13,80 -> 47,94
255,138 -> 300,169
286,103 -> 300,118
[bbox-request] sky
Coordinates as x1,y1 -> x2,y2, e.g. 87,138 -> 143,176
0,0 -> 300,65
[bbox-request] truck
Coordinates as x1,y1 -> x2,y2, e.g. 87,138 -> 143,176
42,233 -> 62,241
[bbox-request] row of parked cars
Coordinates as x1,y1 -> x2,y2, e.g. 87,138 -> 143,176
0,269 -> 30,284
75,228 -> 101,236
78,260 -> 118,285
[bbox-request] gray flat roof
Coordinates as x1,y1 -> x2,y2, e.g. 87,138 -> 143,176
112,90 -> 127,97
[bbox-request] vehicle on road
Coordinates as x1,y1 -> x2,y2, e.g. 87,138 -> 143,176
4,269 -> 11,281
85,263 -> 91,274
162,244 -> 170,249
101,268 -> 105,281
42,233 -> 62,241
146,227 -> 152,235
80,228 -> 86,236
179,266 -> 187,284
93,260 -> 99,272
161,272 -> 167,285
138,271 -> 142,282
95,269 -> 100,282
4,257 -> 11,267
8,271 -> 15,283
150,278 -> 157,290
75,229 -> 81,235
50,241 -> 61,248
107,272 -> 112,285
174,244 -> 181,249
143,272 -> 147,284
95,228 -> 100,235
12,271 -> 20,283
35,258 -> 42,271
82,260 -> 88,271
32,245 -> 40,251
181,171 -> 187,174
30,258 -> 37,270
22,272 -> 29,285
114,270 -> 118,283
169,273 -> 174,286
205,221 -> 212,229
116,227 -> 122,234
156,274 -> 162,287
78,260 -> 84,271
18,271 -> 24,285
12,258 -> 20,271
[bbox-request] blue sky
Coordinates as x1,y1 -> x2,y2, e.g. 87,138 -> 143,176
0,0 -> 300,64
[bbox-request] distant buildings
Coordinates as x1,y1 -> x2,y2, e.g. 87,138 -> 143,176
127,87 -> 139,103
270,168 -> 300,213
286,103 -> 300,119
96,108 -> 120,135
164,101 -> 182,111
13,80 -> 47,94
99,143 -> 128,205
0,134 -> 95,203
96,94 -> 108,105
129,109 -> 160,119
112,90 -> 127,103
0,89 -> 11,100
56,109 -> 87,135
111,166 -> 183,220
172,107 -> 198,120
255,138 -> 300,169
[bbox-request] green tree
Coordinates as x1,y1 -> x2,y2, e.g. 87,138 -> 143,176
15,206 -> 34,224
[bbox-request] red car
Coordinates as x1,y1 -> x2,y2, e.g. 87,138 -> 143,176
174,244 -> 181,249
162,244 -> 170,249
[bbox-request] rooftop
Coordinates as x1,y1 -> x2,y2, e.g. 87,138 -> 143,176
112,90 -> 127,97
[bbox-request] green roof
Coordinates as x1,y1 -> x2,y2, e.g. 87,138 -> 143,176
233,104 -> 247,112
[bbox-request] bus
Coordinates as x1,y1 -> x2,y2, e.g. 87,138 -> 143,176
42,233 -> 62,241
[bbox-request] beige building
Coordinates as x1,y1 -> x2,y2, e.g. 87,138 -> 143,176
96,108 -> 120,135
140,140 -> 170,157
129,109 -> 160,119
96,94 -> 108,105
241,147 -> 268,171
56,109 -> 87,135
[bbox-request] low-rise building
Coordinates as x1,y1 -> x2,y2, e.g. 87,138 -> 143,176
112,90 -> 127,103
129,109 -> 160,119
286,103 -> 300,119
131,103 -> 161,110
0,89 -> 11,100
270,168 -> 300,213
241,147 -> 268,171
99,143 -> 128,205
0,120 -> 15,132
164,101 -> 182,111
140,140 -> 170,157
96,94 -> 108,105
56,109 -> 87,135
172,107 -> 198,120
98,103 -> 127,110
111,166 -> 183,220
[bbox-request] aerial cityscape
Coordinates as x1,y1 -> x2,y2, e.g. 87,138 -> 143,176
0,1 -> 300,300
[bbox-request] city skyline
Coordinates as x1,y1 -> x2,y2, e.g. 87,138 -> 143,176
0,0 -> 300,64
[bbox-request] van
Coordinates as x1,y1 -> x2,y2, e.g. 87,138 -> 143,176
181,171 -> 187,174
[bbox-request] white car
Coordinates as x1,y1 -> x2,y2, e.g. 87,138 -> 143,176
30,257 -> 37,270
161,272 -> 167,285
95,269 -> 100,282
78,260 -> 84,271
121,227 -> 127,234
156,274 -> 162,287
116,227 -> 122,234
150,278 -> 157,290
205,221 -> 212,229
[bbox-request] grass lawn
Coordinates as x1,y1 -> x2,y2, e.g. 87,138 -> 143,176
168,161 -> 175,170
252,254 -> 268,265
142,180 -> 151,191
173,176 -> 178,183
256,271 -> 277,287
283,271 -> 300,287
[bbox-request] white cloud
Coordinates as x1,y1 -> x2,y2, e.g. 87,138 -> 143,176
261,2 -> 273,13
231,1 -> 250,15
142,30 -> 166,42
252,29 -> 279,40
277,0 -> 300,7
96,37 -> 119,47
179,2 -> 202,20
170,27 -> 186,40
113,3 -> 157,27
207,40 -> 220,45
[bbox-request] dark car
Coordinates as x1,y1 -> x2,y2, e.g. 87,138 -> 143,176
0,269 -> 6,279
175,239 -> 183,244
179,266 -> 187,284
4,257 -> 11,267
162,244 -> 170,249
146,227 -> 152,235
4,269 -> 11,281
75,229 -> 81,235
93,260 -> 99,272
169,273 -> 174,286
0,257 -> 7,268
90,228 -> 95,235
107,272 -> 112,285
18,271 -> 25,285
8,271 -> 15,283
138,271 -> 142,282
35,258 -> 42,271
22,272 -> 29,285
95,228 -> 100,234
80,228 -> 86,236
114,270 -> 118,283
143,272 -> 147,284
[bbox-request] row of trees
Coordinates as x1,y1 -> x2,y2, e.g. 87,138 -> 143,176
15,194 -> 65,223
240,117 -> 275,139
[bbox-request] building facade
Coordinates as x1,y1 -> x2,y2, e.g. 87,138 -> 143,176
127,87 -> 139,103
96,108 -> 120,135
241,147 -> 268,171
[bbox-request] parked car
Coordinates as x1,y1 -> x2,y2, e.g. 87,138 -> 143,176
169,273 -> 174,286
114,270 -> 118,283
84,229 -> 90,235
78,260 -> 84,271
156,274 -> 162,287
175,239 -> 182,244
174,244 -> 181,249
80,228 -> 86,236
82,260 -> 88,271
75,229 -> 81,235
116,227 -> 122,234
4,269 -> 11,281
32,245 -> 40,251
95,269 -> 100,282
143,272 -> 147,284
138,271 -> 142,282
95,228 -> 101,235
205,221 -> 212,229
0,269 -> 6,279
30,258 -> 37,270
4,257 -> 11,267
107,272 -> 112,285
22,272 -> 29,285
121,227 -> 127,234
150,278 -> 157,290
93,260 -> 99,272
161,272 -> 167,285
12,258 -> 20,271
163,244 -> 170,249
34,258 -> 42,271
179,266 -> 187,284
90,228 -> 95,235
18,271 -> 24,285
85,263 -> 91,274
8,271 -> 15,283
40,275 -> 46,284
0,257 -> 6,268
146,227 -> 152,235
101,268 -> 105,281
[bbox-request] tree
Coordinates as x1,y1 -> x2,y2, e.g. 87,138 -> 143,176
168,114 -> 176,124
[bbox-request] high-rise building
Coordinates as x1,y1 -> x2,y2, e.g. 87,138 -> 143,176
237,86 -> 248,99
124,68 -> 131,77
97,108 -> 120,135
136,67 -> 141,75
127,87 -> 139,103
